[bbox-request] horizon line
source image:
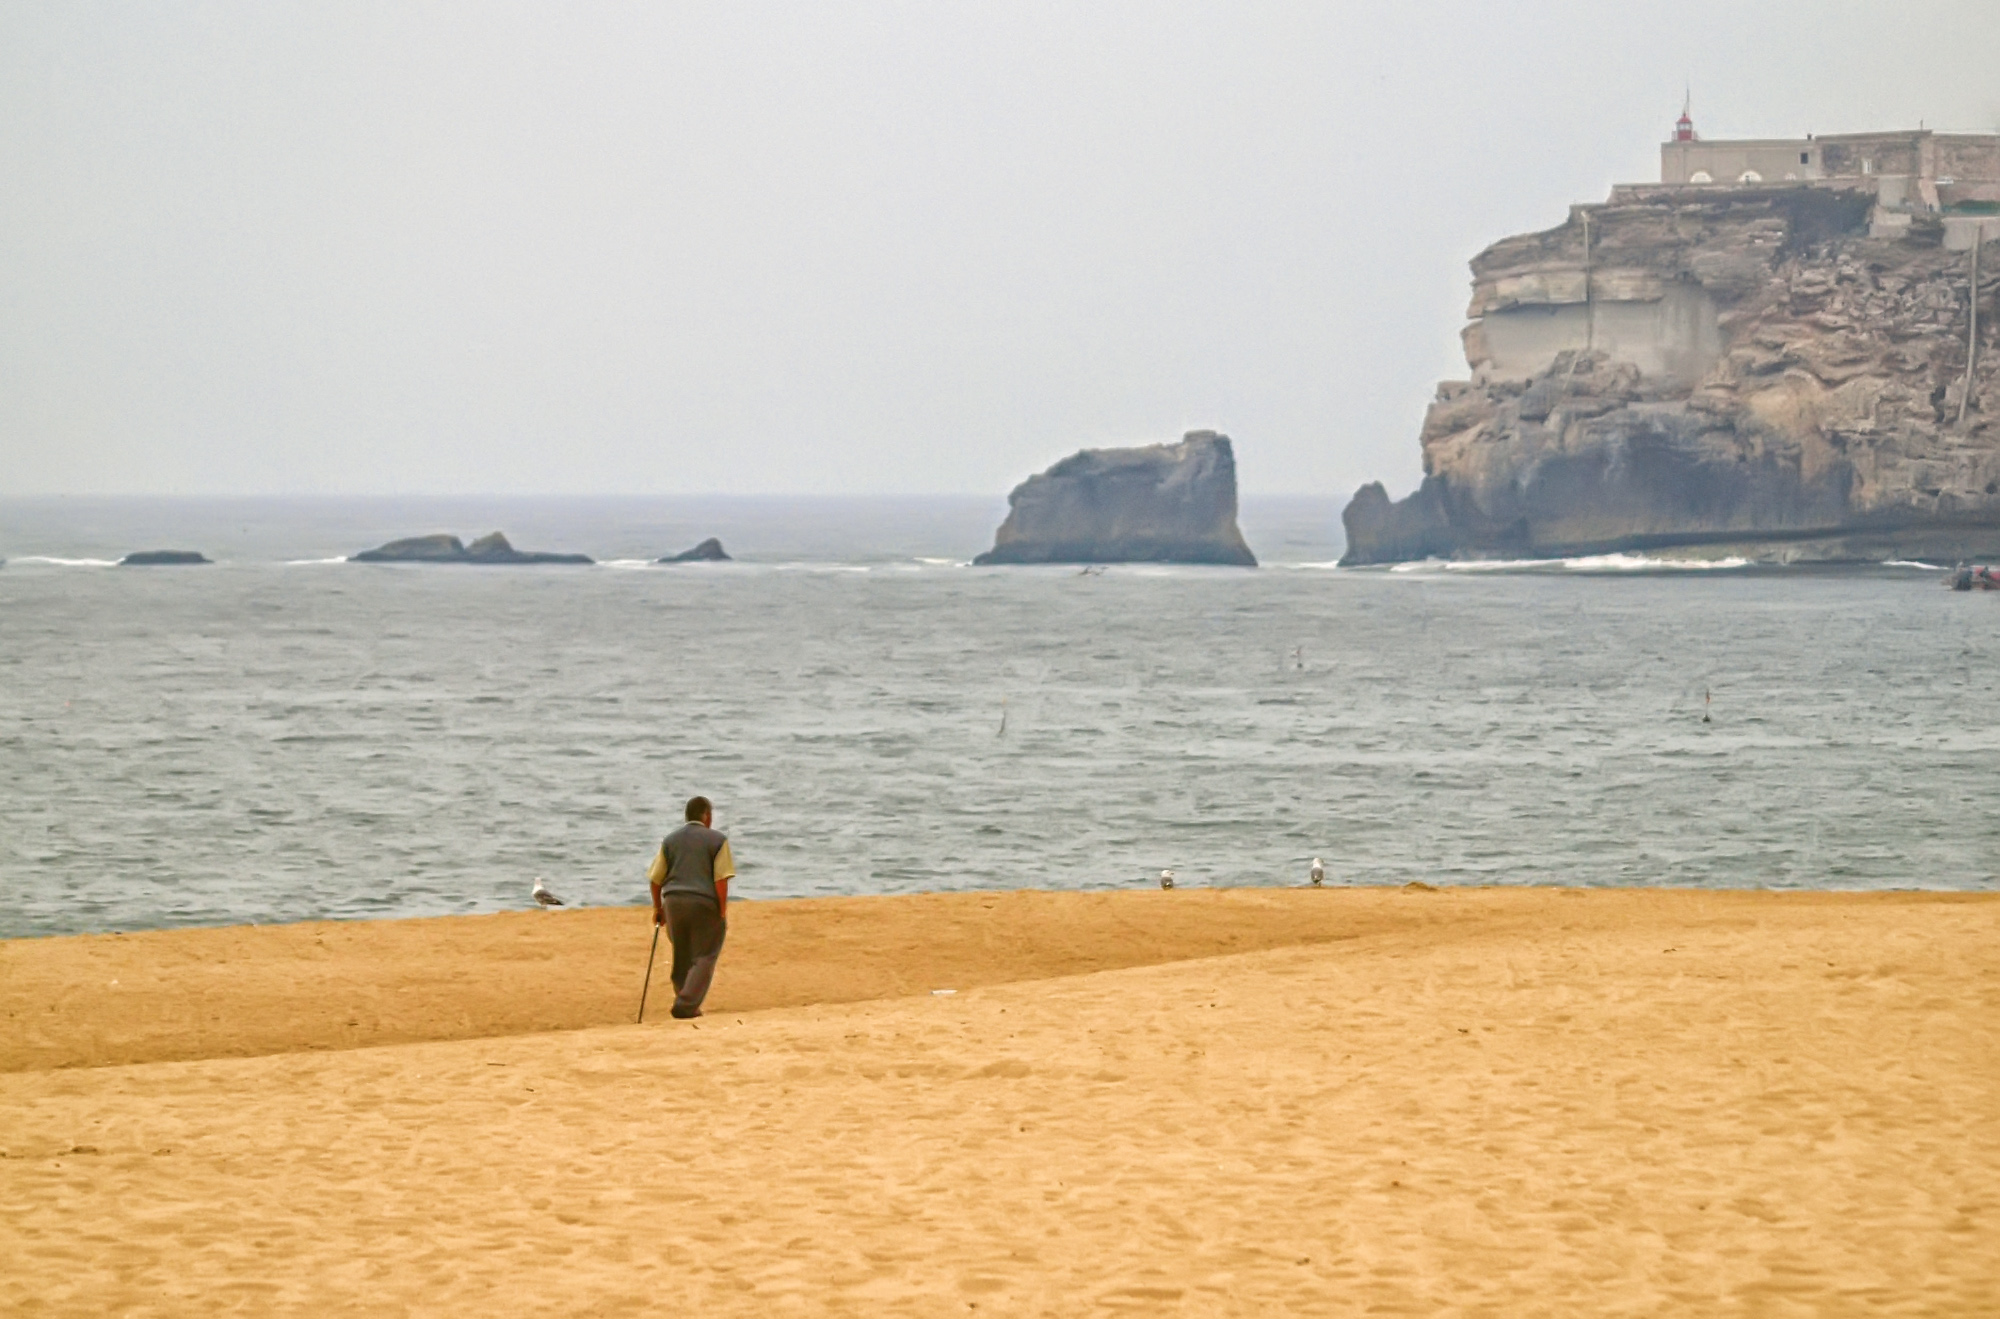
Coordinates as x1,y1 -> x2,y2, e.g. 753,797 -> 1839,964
0,489 -> 1355,502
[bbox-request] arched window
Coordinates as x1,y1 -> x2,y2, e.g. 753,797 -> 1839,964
1738,170 -> 1763,184
1689,170 -> 1713,184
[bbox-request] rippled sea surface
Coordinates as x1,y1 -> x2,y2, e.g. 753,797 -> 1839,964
3,497 -> 1995,937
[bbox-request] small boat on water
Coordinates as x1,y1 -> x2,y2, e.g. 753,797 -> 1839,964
1948,564 -> 2000,590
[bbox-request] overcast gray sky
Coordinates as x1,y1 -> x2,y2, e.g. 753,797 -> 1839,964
3,2 -> 1996,498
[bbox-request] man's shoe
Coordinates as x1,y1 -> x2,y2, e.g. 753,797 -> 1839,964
669,1005 -> 702,1020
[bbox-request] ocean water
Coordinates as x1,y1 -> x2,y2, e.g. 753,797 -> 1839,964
2,497 -> 1994,938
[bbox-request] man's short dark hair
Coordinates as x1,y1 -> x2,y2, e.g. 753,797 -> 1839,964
685,795 -> 712,822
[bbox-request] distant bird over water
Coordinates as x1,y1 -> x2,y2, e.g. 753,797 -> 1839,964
532,878 -> 564,908
1159,869 -> 1175,890
1310,858 -> 1324,887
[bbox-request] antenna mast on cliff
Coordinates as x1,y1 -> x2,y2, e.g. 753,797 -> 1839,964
1582,209 -> 1595,352
1960,227 -> 1982,429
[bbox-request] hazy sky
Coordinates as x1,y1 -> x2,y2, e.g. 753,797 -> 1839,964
4,2 -> 1996,498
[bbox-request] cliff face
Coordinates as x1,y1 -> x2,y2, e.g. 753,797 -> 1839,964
1342,187 -> 2000,563
976,431 -> 1257,566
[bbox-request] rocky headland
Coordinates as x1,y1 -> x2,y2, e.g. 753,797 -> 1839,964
350,533 -> 593,565
118,551 -> 211,566
658,537 -> 731,563
1342,186 -> 2000,564
975,430 -> 1257,566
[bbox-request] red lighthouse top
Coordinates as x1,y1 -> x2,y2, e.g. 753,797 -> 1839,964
1675,112 -> 1695,142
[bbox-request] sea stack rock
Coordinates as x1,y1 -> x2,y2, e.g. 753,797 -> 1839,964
118,551 -> 210,566
974,431 -> 1257,566
350,532 -> 592,565
658,537 -> 731,563
1341,126 -> 2000,565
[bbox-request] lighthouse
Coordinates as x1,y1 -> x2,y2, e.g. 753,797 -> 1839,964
1674,94 -> 1695,142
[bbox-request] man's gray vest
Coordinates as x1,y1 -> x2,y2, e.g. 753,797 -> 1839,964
661,822 -> 728,903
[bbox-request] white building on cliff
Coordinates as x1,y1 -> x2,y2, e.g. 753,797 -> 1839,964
1646,106 -> 2000,248
1460,106 -> 1999,391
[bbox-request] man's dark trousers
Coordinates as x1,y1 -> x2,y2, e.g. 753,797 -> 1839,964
665,893 -> 726,1018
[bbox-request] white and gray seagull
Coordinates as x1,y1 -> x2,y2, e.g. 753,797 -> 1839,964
1310,857 -> 1325,887
1159,868 -> 1175,890
532,877 -> 565,908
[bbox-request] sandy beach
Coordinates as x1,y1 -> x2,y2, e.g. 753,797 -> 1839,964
3,886 -> 1996,1314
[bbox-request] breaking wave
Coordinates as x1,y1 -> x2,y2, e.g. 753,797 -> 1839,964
1390,554 -> 1751,574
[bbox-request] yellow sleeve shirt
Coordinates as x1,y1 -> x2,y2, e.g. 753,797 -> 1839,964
648,839 -> 735,885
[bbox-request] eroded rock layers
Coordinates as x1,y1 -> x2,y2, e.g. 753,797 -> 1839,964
1342,188 -> 2000,563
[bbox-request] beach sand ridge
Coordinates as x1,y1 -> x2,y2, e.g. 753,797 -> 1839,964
3,887 -> 1995,1314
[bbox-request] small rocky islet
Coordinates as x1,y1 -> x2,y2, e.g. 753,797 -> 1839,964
347,531 -> 733,565
349,532 -> 592,565
658,537 -> 731,563
118,551 -> 212,566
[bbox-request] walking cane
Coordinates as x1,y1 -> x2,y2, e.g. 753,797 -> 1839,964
637,921 -> 662,1023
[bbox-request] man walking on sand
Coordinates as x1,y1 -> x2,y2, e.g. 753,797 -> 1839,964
648,795 -> 736,1019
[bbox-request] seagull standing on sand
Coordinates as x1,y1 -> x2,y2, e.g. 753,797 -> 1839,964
1159,869 -> 1175,890
532,878 -> 565,908
1310,858 -> 1325,887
